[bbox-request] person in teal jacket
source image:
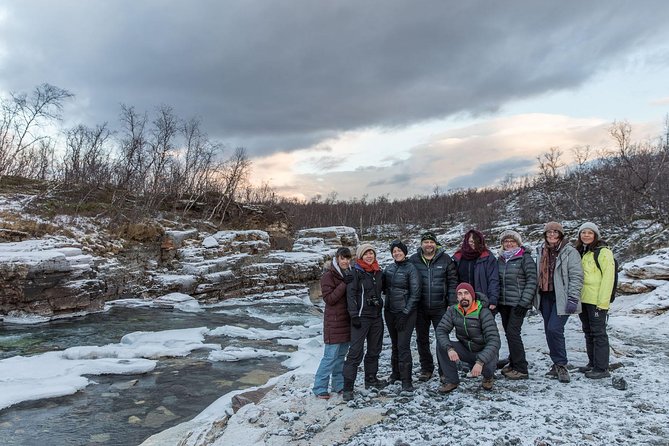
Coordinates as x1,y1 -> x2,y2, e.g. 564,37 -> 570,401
575,222 -> 615,379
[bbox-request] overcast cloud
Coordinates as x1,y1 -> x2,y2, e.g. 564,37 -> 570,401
1,0 -> 668,156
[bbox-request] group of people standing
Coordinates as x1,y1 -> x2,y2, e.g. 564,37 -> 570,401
312,221 -> 616,401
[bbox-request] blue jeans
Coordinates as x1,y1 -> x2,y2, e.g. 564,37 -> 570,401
313,342 -> 350,395
540,292 -> 570,366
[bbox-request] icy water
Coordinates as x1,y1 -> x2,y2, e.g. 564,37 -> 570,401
0,300 -> 320,446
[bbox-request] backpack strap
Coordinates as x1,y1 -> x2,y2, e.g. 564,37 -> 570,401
593,247 -> 603,273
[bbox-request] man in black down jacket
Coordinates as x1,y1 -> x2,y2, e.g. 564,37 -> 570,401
409,231 -> 458,381
436,283 -> 501,392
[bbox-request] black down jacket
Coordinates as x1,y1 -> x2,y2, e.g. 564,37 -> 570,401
409,247 -> 458,309
498,247 -> 537,308
347,264 -> 384,319
382,259 -> 421,314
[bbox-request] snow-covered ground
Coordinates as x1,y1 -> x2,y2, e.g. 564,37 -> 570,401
141,271 -> 669,446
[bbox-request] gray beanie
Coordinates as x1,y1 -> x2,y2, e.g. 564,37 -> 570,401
499,230 -> 523,246
578,222 -> 601,238
356,243 -> 376,259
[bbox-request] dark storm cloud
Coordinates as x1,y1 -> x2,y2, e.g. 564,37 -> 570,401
446,157 -> 536,189
1,0 -> 668,155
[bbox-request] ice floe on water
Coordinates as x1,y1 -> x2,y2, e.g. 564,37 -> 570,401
0,353 -> 156,411
208,322 -> 321,340
0,327 -> 223,410
208,346 -> 290,362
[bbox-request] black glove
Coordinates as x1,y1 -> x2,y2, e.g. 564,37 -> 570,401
513,305 -> 528,317
351,316 -> 362,329
395,313 -> 408,331
565,298 -> 578,314
343,273 -> 354,284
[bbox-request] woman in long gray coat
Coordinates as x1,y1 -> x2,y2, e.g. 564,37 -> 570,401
534,222 -> 583,384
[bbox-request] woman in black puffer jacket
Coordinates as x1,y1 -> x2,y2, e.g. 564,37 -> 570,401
383,240 -> 421,392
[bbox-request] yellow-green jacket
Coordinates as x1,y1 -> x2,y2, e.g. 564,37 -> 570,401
580,247 -> 615,310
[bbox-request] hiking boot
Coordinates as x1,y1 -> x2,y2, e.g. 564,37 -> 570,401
501,365 -> 512,376
316,393 -> 330,399
438,382 -> 458,393
388,372 -> 400,383
481,377 -> 494,390
556,365 -> 570,383
504,369 -> 529,380
342,390 -> 354,401
364,376 -> 388,389
577,363 -> 593,373
418,370 -> 433,382
585,369 -> 611,379
545,364 -> 558,379
401,381 -> 415,392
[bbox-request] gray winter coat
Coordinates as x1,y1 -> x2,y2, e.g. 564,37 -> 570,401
435,300 -> 501,366
498,247 -> 537,308
383,259 -> 421,314
533,243 -> 584,316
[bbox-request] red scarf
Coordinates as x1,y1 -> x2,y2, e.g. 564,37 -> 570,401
356,258 -> 380,272
460,229 -> 487,260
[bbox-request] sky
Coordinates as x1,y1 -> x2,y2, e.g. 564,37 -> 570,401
1,1 -> 668,200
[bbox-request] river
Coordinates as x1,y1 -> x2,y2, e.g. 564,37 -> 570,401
0,297 -> 321,446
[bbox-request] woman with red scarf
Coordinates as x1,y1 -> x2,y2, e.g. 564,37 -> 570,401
342,243 -> 385,401
453,229 -> 499,309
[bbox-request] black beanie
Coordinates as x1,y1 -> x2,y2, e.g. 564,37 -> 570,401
390,239 -> 408,256
421,231 -> 437,243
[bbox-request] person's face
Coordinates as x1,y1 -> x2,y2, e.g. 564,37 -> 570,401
392,247 -> 406,262
580,229 -> 596,245
362,250 -> 375,265
502,238 -> 519,250
545,230 -> 561,244
421,239 -> 436,255
457,289 -> 473,308
468,235 -> 477,249
337,255 -> 351,270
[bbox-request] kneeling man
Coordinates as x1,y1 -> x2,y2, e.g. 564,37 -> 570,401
436,283 -> 500,392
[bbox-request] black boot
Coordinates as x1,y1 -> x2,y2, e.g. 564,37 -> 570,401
400,363 -> 414,392
342,379 -> 354,401
364,375 -> 388,389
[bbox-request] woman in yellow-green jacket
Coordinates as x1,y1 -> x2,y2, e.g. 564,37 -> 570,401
575,222 -> 615,379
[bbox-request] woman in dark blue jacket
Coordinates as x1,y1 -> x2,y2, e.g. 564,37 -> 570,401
453,229 -> 499,309
383,240 -> 421,392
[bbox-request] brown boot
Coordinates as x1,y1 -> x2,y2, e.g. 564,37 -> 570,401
481,377 -> 494,390
438,382 -> 458,393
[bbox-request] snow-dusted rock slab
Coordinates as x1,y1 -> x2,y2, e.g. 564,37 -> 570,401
0,239 -> 106,317
622,248 -> 669,280
293,226 -> 358,253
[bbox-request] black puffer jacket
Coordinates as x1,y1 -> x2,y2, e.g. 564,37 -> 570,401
409,247 -> 458,309
498,247 -> 537,308
435,300 -> 500,366
347,264 -> 384,319
383,259 -> 421,314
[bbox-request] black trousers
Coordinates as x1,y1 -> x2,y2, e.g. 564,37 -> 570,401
384,310 -> 417,381
415,306 -> 446,375
498,304 -> 529,374
579,303 -> 610,371
437,340 -> 497,385
343,315 -> 384,384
